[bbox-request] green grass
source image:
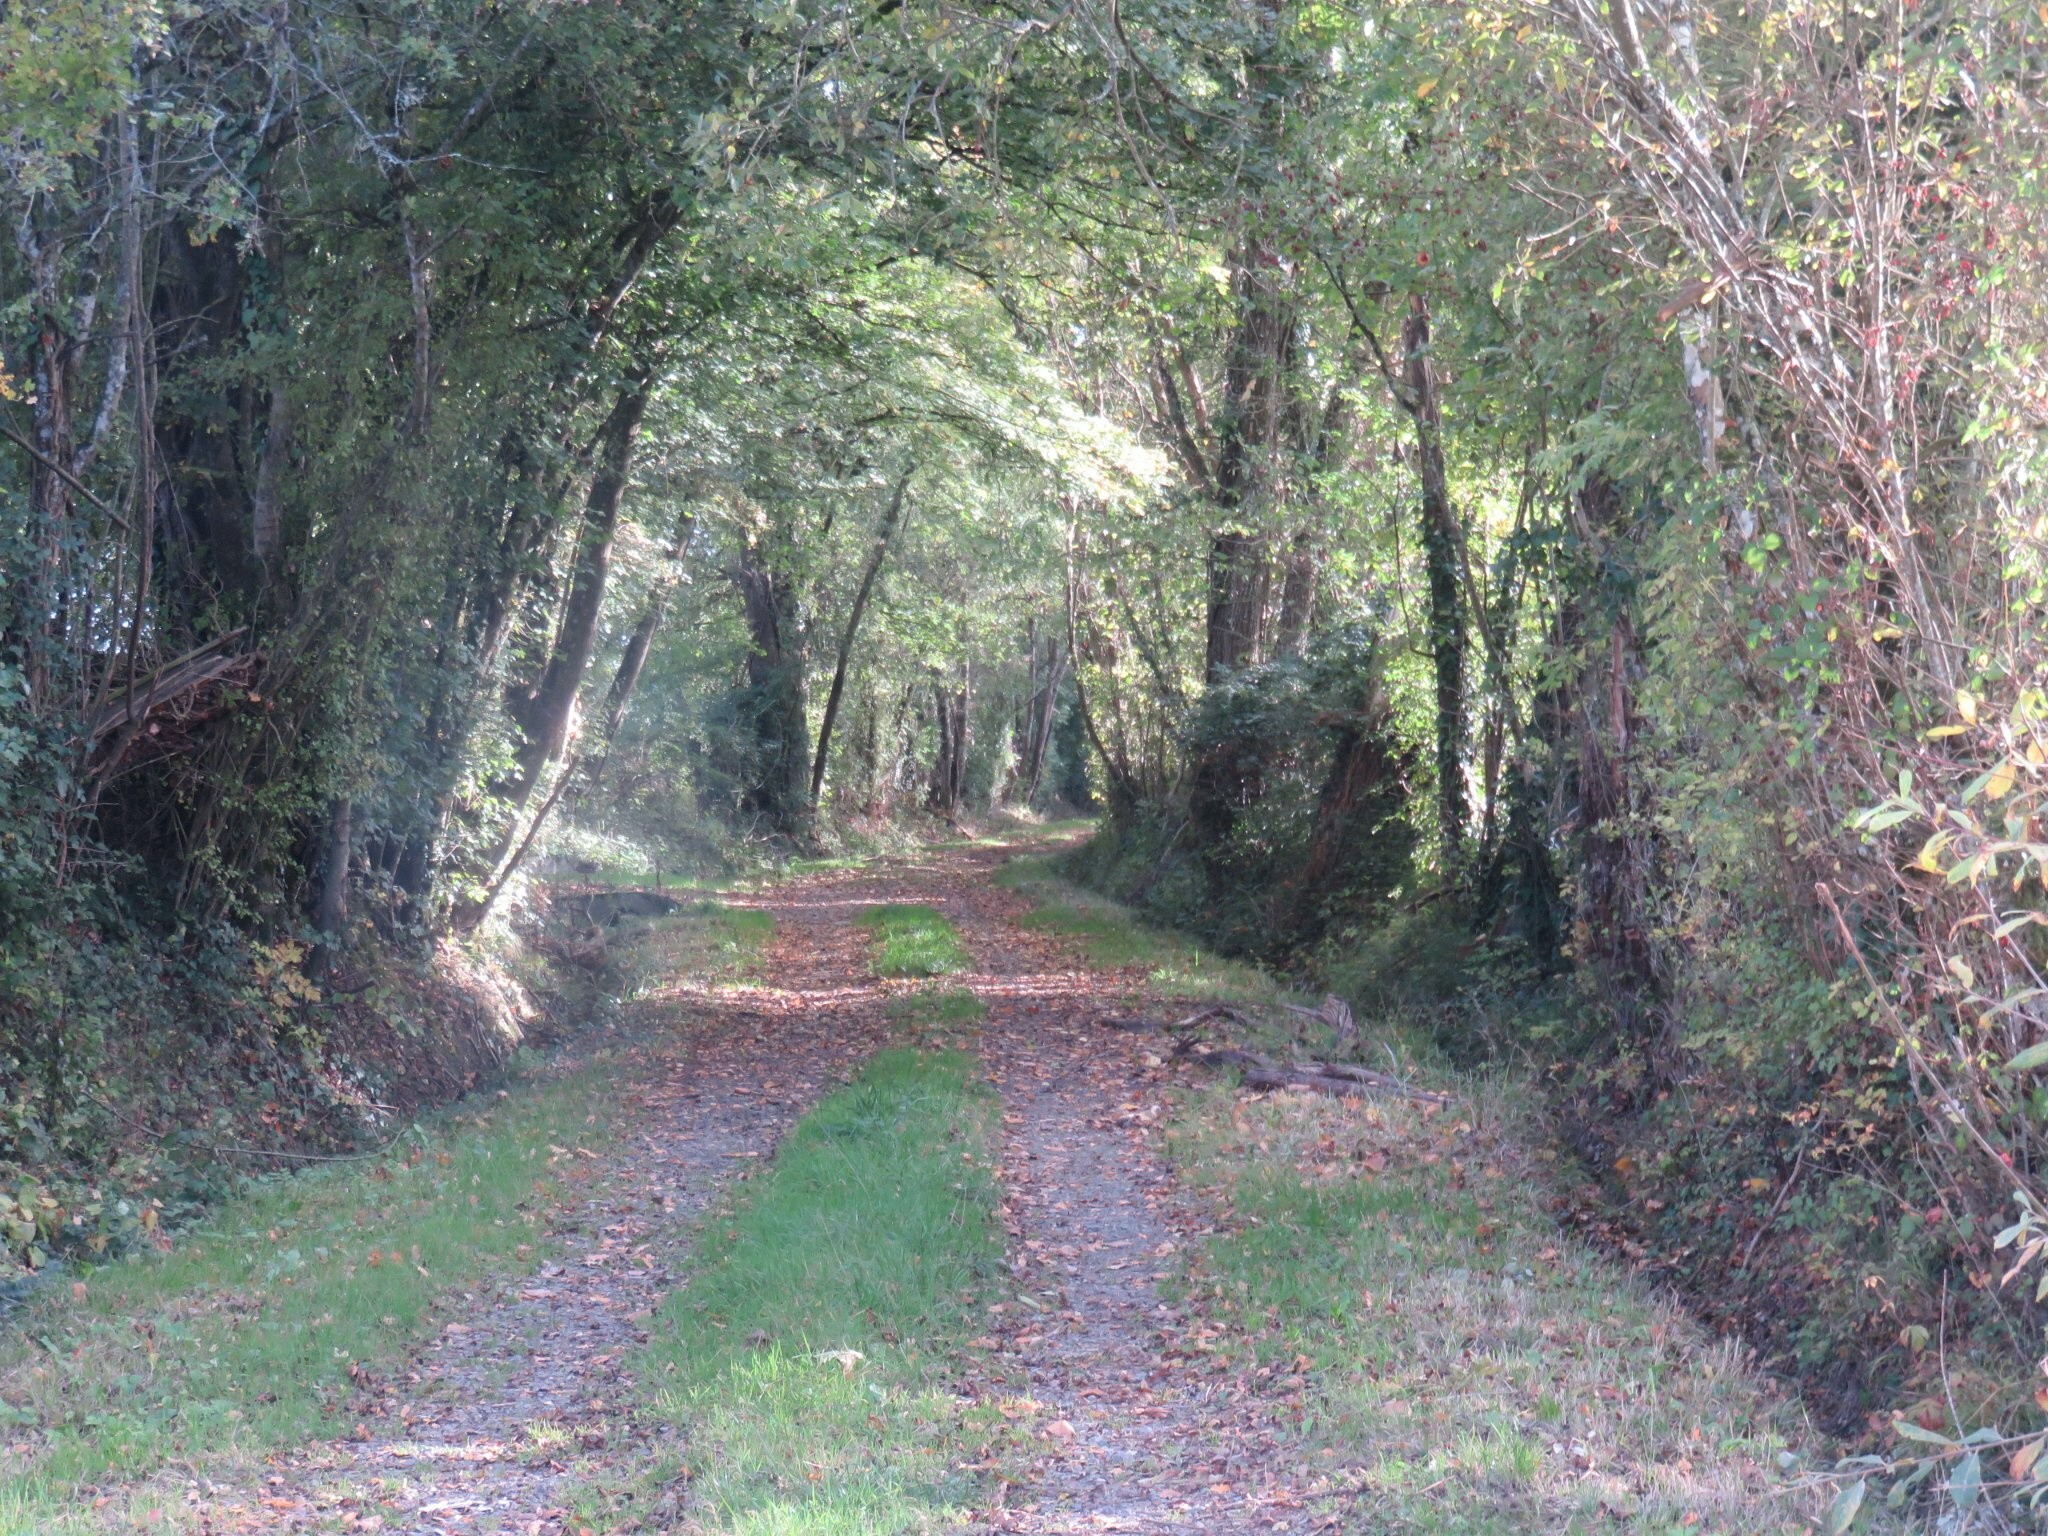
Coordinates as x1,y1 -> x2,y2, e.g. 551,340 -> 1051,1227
692,900 -> 776,966
1165,1083 -> 1815,1533
855,904 -> 972,979
638,1047 -> 1009,1533
630,900 -> 775,995
0,1057 -> 623,1533
964,813 -> 1097,855
995,854 -> 1285,1003
782,854 -> 871,877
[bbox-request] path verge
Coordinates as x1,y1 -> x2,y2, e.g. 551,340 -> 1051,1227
979,844 -> 1821,1535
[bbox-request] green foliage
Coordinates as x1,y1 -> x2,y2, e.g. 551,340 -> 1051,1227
1324,908 -> 1478,1015
1065,629 -> 1418,969
638,1047 -> 1006,1532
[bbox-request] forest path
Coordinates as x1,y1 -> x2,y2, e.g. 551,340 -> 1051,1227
175,837 -> 1309,1534
923,846 -> 1307,1535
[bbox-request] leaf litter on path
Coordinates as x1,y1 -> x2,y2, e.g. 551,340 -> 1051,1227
100,844 -> 1329,1534
887,847 -> 1326,1536
139,889 -> 895,1535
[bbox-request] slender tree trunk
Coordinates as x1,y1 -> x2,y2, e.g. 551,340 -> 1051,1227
811,468 -> 913,804
17,212 -> 76,704
309,797 -> 352,981
852,684 -> 881,812
734,541 -> 810,836
927,666 -> 971,815
1569,472 -> 1661,1037
501,376 -> 651,820
1064,517 -> 1136,811
602,507 -> 696,742
250,385 -> 293,595
1023,641 -> 1067,806
1403,293 -> 1468,865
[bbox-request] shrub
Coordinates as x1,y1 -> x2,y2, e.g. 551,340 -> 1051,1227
1072,627 -> 1419,969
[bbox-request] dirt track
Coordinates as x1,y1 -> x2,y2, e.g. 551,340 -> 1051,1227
176,841 -> 1314,1534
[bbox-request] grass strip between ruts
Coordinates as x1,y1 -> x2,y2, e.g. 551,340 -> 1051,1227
638,1045 -> 1007,1534
855,903 -> 973,979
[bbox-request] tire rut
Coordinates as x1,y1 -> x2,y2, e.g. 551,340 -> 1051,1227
149,844 -> 1317,1535
932,854 -> 1315,1536
186,889 -> 893,1535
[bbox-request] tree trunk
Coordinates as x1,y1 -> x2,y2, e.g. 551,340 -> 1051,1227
811,468 -> 913,804
1568,472 -> 1662,1033
734,540 -> 810,837
1203,234 -> 1294,680
1022,637 -> 1067,806
601,507 -> 696,743
1064,516 -> 1137,812
309,797 -> 352,981
927,668 -> 971,816
1282,699 -> 1415,955
501,376 -> 651,819
1403,293 -> 1468,866
1273,530 -> 1318,657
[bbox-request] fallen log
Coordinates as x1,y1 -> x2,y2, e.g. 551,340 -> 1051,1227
1168,1003 -> 1251,1032
1094,1011 -> 1156,1032
1095,1003 -> 1251,1034
1239,1065 -> 1449,1104
1176,1042 -> 1271,1071
1300,1060 -> 1449,1104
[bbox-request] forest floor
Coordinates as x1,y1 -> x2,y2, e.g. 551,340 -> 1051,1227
2,833 -> 1826,1535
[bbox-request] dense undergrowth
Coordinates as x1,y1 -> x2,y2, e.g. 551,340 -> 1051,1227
0,918 -> 541,1285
